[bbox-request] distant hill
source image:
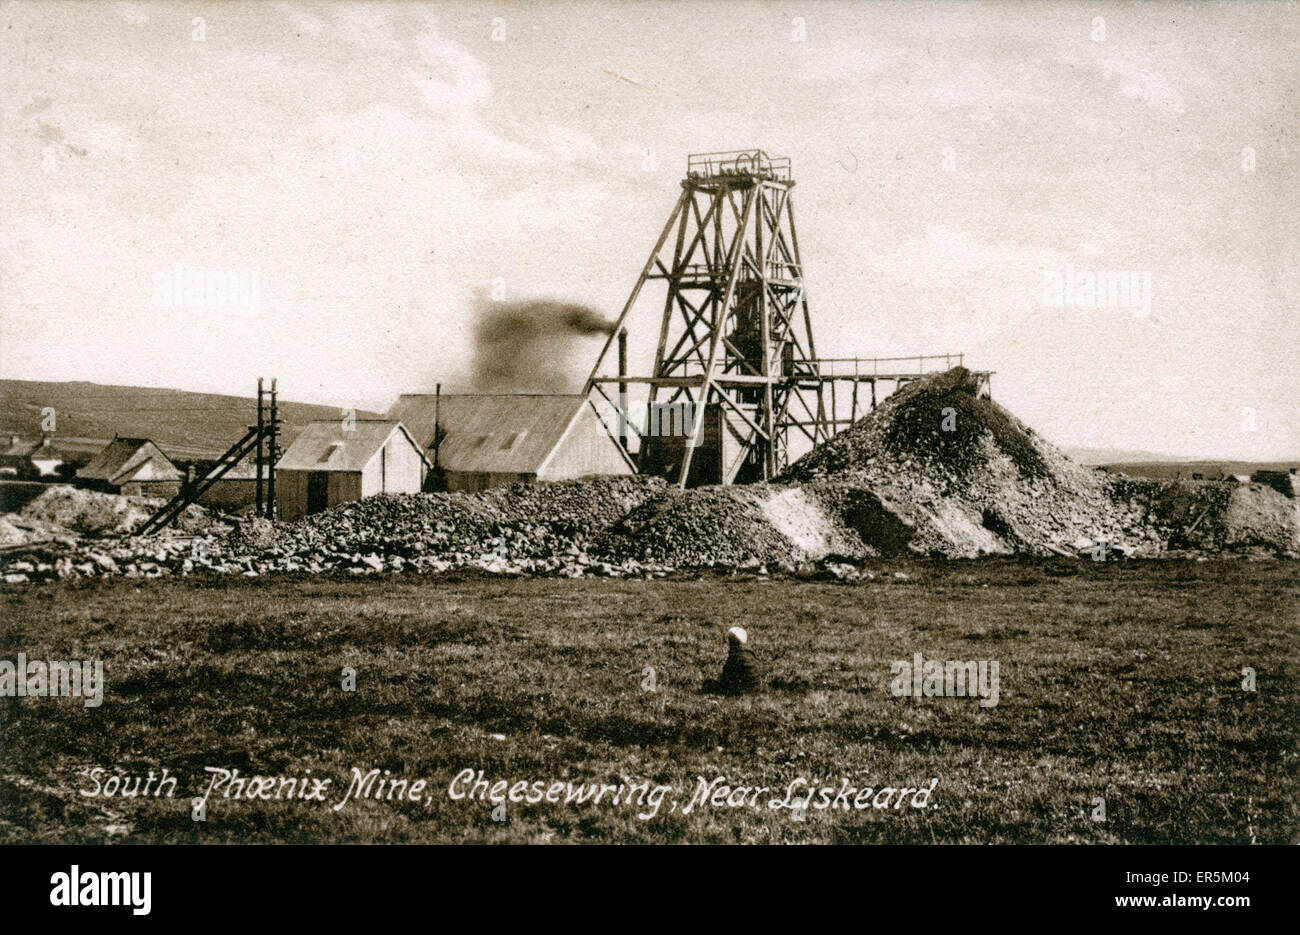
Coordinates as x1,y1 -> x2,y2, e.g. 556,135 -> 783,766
0,380 -> 380,461
1065,446 -> 1299,475
1063,446 -> 1192,466
1097,460 -> 1299,480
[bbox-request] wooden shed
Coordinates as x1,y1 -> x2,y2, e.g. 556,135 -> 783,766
387,394 -> 634,493
274,420 -> 430,521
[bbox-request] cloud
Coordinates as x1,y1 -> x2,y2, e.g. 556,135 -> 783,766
1051,45 -> 1190,116
4,1 -> 1293,456
74,117 -> 141,160
412,30 -> 492,114
21,95 -> 53,116
32,111 -> 140,161
403,25 -> 613,173
335,2 -> 394,37
922,224 -> 1066,270
926,86 -> 972,107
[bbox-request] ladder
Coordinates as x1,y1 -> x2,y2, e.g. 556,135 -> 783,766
137,426 -> 265,536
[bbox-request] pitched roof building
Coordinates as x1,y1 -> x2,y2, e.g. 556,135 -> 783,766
274,419 -> 430,520
77,437 -> 181,490
387,393 -> 633,493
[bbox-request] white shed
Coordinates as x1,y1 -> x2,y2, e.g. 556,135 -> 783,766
275,420 -> 429,521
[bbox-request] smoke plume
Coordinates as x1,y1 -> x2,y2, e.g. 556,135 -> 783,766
470,297 -> 616,393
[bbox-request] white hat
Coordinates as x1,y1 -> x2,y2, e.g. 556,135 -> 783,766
726,626 -> 748,645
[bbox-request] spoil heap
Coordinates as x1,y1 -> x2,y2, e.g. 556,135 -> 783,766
18,484 -> 158,536
578,369 -> 1162,563
598,366 -> 1168,563
781,367 -> 1154,557
2,369 -> 1295,583
1109,475 -> 1298,554
596,485 -> 800,566
17,485 -> 214,538
220,475 -> 669,575
785,368 -> 1296,558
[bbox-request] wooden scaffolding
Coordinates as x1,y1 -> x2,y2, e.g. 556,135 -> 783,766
584,150 -> 991,487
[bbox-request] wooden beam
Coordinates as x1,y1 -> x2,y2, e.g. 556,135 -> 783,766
678,183 -> 757,488
584,188 -> 688,392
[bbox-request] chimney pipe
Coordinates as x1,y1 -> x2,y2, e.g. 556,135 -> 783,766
433,382 -> 441,472
255,377 -> 264,517
617,328 -> 628,453
267,377 -> 278,519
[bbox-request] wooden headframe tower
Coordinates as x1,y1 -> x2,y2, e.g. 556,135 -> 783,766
584,150 -> 832,487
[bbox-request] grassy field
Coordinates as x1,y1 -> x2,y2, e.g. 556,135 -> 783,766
1,559 -> 1297,844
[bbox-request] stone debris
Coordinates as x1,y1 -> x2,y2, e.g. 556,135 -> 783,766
2,368 -> 1295,585
12,485 -> 219,539
782,368 -> 1298,560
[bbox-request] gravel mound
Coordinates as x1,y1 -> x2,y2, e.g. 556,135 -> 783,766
231,475 -> 668,566
16,485 -> 214,537
0,516 -> 31,547
18,485 -> 154,535
596,485 -> 802,565
781,368 -> 1162,557
3,369 -> 1294,583
1110,476 -> 1298,553
780,368 -> 1297,558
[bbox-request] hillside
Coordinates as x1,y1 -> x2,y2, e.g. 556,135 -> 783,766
1063,445 -> 1189,466
1099,460 -> 1298,480
0,379 -> 379,460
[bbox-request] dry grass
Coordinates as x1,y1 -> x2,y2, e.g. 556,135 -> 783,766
1,558 -> 1296,843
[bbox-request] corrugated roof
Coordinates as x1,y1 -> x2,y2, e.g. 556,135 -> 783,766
275,420 -> 428,473
78,437 -> 180,484
388,394 -> 592,475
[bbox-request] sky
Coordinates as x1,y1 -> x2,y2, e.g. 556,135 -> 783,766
1,0 -> 1297,459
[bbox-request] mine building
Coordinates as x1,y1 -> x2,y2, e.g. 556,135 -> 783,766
77,437 -> 181,493
275,420 -> 429,520
387,393 -> 634,494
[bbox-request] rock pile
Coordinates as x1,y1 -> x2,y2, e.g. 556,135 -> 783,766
596,485 -> 800,566
214,476 -> 671,577
1,533 -> 225,585
14,485 -> 215,538
783,368 -> 1298,558
2,369 -> 1295,584
1109,475 -> 1298,554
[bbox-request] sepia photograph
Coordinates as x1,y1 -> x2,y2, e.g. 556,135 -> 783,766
0,0 -> 1296,908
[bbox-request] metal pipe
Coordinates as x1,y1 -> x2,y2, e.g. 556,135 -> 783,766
617,329 -> 628,453
433,382 -> 441,472
267,378 -> 277,519
255,377 -> 264,516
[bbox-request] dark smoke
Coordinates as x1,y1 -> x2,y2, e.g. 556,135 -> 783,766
470,297 -> 617,393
